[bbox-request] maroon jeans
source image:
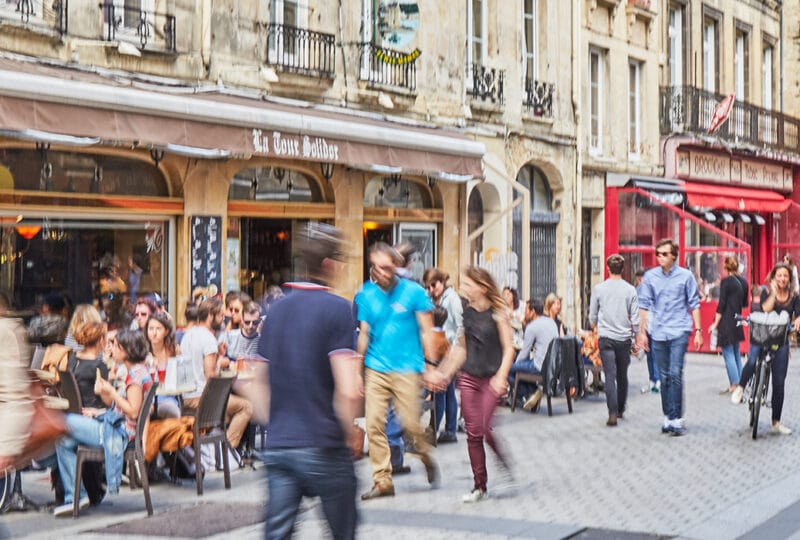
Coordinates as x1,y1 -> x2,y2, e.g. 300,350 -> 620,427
457,371 -> 507,491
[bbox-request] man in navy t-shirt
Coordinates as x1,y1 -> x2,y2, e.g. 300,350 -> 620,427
257,223 -> 360,540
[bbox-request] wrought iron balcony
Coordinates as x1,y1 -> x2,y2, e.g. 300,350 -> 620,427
1,0 -> 68,34
266,24 -> 335,78
467,64 -> 504,105
660,85 -> 800,155
524,78 -> 554,117
100,2 -> 176,53
359,43 -> 417,92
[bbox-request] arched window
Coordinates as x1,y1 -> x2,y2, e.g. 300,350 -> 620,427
0,149 -> 167,196
229,167 -> 321,202
468,187 -> 484,255
363,176 -> 430,208
513,164 -> 558,299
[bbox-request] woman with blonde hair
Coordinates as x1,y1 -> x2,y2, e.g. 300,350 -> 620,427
708,256 -> 748,393
544,293 -> 566,336
430,266 -> 515,503
64,304 -> 103,351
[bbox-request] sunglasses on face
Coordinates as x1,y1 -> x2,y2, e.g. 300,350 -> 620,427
655,251 -> 672,257
242,320 -> 259,326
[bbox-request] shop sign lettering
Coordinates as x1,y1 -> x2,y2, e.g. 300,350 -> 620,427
677,149 -> 791,191
251,129 -> 340,162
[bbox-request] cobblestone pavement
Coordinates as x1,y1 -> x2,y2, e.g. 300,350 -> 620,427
6,350 -> 800,539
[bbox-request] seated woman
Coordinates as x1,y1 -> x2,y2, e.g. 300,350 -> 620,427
53,329 -> 152,517
146,311 -> 181,419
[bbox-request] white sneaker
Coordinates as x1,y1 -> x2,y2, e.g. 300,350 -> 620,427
731,386 -> 744,404
462,488 -> 488,503
53,497 -> 90,517
771,423 -> 792,435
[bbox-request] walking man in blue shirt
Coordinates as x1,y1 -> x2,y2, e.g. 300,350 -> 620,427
254,223 -> 361,539
356,242 -> 439,500
636,239 -> 703,436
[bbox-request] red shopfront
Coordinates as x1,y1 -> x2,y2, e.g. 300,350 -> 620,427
605,176 -> 792,353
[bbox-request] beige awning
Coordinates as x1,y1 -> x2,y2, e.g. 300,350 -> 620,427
0,59 -> 484,179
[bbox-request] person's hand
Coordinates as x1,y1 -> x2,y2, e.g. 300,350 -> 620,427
636,331 -> 649,352
0,455 -> 14,474
793,319 -> 800,333
423,370 -> 447,392
693,331 -> 704,350
81,407 -> 106,418
631,343 -> 640,355
770,278 -> 780,296
218,342 -> 228,357
94,376 -> 112,396
489,373 -> 508,397
218,356 -> 231,370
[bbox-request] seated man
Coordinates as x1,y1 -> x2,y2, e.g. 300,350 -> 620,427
507,298 -> 559,412
181,298 -> 253,462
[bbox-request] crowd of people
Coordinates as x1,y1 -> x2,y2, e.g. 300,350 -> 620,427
2,232 -> 800,539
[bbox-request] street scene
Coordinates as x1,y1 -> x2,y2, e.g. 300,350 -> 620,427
3,0 -> 800,538
5,354 -> 800,539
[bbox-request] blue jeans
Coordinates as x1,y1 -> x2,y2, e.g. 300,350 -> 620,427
740,343 -> 789,422
721,343 -> 742,386
262,447 -> 357,540
56,413 -> 104,504
646,334 -> 660,383
385,404 -> 404,452
508,360 -> 540,405
434,381 -> 458,434
651,332 -> 690,421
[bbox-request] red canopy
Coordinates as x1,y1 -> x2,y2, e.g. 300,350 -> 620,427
683,182 -> 791,213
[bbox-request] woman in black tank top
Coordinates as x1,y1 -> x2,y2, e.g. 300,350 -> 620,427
429,267 -> 515,503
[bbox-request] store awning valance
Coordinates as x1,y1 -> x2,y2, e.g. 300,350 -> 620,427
0,61 -> 484,179
682,183 -> 791,213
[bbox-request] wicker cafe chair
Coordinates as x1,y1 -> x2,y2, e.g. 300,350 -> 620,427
190,376 -> 235,495
71,383 -> 158,518
57,370 -> 82,414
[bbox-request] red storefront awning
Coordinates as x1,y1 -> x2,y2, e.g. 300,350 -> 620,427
683,183 -> 791,213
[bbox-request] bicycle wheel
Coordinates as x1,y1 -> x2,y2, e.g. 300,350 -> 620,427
752,360 -> 769,440
0,468 -> 10,513
749,358 -> 762,428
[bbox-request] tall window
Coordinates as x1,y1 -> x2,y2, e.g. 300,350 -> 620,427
703,16 -> 719,92
667,4 -> 684,87
269,0 -> 309,63
522,0 -> 537,82
629,60 -> 641,159
763,42 -> 774,109
589,48 -> 604,155
467,0 -> 486,69
734,27 -> 749,100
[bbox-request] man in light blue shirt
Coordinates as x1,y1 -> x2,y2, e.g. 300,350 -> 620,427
355,242 -> 438,500
636,239 -> 703,436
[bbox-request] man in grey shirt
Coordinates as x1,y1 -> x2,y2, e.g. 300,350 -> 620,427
507,298 -> 559,411
589,254 -> 640,427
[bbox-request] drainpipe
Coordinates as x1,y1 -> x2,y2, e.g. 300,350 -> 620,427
780,1 -> 784,113
571,0 -> 583,331
200,0 -> 212,70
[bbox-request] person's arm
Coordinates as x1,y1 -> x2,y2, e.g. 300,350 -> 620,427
435,328 -> 467,384
203,352 -> 218,379
516,324 -> 535,363
636,309 -> 649,351
95,377 -> 143,420
330,350 -> 361,439
588,286 -> 599,330
417,311 -> 435,364
762,278 -> 779,313
629,290 -> 640,336
490,311 -> 515,397
355,321 -> 369,397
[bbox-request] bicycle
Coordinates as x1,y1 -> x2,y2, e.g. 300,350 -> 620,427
746,311 -> 790,440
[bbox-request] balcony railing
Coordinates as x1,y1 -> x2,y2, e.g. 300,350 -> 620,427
524,78 -> 554,117
100,3 -> 176,53
467,64 -> 504,105
1,0 -> 68,34
660,85 -> 800,154
266,24 -> 335,78
359,43 -> 417,91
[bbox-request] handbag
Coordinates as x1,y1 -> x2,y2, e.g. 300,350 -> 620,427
12,378 -> 67,469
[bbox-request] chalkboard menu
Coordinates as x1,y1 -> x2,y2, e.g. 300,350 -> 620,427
190,215 -> 222,292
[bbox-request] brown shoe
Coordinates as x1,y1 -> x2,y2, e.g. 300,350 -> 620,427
606,414 -> 618,427
360,484 -> 395,500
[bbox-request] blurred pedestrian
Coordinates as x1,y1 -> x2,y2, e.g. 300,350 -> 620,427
636,239 -> 702,436
28,293 -> 68,346
430,267 -> 514,503
356,242 -> 439,501
589,254 -> 639,427
254,222 -> 360,540
635,270 -> 660,394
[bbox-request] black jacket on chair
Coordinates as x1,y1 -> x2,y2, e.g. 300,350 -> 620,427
542,336 -> 585,398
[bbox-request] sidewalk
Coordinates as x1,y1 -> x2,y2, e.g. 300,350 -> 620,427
6,350 -> 800,539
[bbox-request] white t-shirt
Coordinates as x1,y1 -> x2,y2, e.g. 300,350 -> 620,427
180,325 -> 218,399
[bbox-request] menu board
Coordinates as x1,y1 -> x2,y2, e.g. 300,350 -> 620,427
190,215 -> 222,292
